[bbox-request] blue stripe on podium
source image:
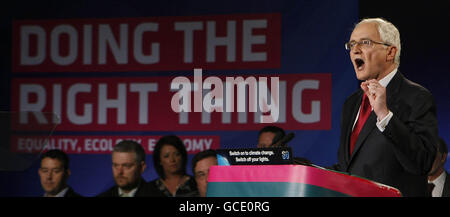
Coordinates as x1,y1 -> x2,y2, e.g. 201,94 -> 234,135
207,182 -> 350,197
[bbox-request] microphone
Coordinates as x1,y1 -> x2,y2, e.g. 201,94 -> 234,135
271,132 -> 295,147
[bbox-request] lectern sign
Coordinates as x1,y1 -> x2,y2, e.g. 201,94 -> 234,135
216,147 -> 293,165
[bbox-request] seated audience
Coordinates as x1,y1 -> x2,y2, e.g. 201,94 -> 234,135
192,149 -> 218,197
98,140 -> 163,197
149,135 -> 198,197
38,149 -> 82,197
427,137 -> 450,197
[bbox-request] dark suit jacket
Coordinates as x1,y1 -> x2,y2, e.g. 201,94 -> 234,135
334,72 -> 439,197
97,178 -> 165,197
442,171 -> 450,197
64,186 -> 82,197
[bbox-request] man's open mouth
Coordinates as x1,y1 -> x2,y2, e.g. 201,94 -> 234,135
355,58 -> 365,70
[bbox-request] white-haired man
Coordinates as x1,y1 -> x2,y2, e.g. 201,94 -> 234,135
333,18 -> 439,196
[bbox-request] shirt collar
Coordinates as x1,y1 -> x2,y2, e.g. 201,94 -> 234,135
429,171 -> 446,197
44,187 -> 69,197
118,187 -> 139,197
378,68 -> 397,88
430,171 -> 447,186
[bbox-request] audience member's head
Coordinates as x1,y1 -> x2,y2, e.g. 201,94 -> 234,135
112,140 -> 147,192
257,125 -> 285,148
428,137 -> 448,180
153,135 -> 188,180
38,149 -> 71,196
192,149 -> 218,197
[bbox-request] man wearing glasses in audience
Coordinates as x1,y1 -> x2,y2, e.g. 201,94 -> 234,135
192,149 -> 218,197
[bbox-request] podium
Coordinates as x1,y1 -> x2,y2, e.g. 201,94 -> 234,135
206,165 -> 401,197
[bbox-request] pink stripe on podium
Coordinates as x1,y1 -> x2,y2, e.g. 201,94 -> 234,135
208,165 -> 401,197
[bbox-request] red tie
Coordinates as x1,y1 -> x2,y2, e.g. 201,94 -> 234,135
350,94 -> 371,155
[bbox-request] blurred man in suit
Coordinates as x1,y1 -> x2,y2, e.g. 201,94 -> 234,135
38,149 -> 82,197
257,125 -> 286,148
98,140 -> 163,197
334,18 -> 438,196
428,138 -> 450,197
192,149 -> 218,197
257,125 -> 311,165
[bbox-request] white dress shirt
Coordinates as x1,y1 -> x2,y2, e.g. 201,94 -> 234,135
429,172 -> 446,197
118,187 -> 138,197
44,187 -> 69,197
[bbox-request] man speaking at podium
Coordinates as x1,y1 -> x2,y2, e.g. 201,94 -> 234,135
333,18 -> 439,196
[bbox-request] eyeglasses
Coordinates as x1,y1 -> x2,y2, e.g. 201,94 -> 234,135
345,39 -> 391,51
195,171 -> 209,180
